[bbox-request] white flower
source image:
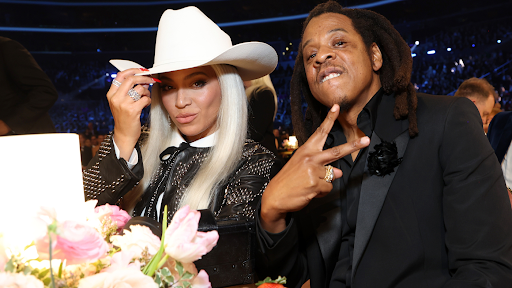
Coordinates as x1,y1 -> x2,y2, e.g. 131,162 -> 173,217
110,225 -> 161,258
77,268 -> 158,288
0,272 -> 44,288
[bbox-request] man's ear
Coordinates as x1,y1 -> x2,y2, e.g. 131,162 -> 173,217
371,43 -> 383,72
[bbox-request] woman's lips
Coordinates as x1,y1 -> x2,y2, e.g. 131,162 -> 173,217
175,113 -> 197,124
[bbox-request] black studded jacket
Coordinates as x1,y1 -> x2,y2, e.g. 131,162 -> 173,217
83,132 -> 280,223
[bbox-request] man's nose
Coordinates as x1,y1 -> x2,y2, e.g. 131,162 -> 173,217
315,47 -> 336,65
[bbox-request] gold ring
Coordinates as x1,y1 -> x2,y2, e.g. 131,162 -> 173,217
324,165 -> 334,183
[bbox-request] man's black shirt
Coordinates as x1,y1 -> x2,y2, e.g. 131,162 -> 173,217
328,89 -> 383,287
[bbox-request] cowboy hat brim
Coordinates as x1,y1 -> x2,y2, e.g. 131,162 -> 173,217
110,41 -> 277,81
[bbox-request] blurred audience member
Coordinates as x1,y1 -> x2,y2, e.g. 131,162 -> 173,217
0,37 -> 58,135
487,111 -> 512,207
485,107 -> 502,134
80,137 -> 93,169
245,75 -> 279,155
454,77 -> 496,130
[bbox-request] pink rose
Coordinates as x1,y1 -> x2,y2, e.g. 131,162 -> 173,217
77,268 -> 158,288
164,206 -> 219,263
94,204 -> 131,232
36,220 -> 109,265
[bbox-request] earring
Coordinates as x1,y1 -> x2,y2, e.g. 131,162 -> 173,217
167,114 -> 172,126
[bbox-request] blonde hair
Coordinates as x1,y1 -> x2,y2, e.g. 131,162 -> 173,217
245,75 -> 278,120
123,64 -> 248,212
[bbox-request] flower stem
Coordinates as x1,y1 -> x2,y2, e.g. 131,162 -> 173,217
48,233 -> 56,288
156,254 -> 169,271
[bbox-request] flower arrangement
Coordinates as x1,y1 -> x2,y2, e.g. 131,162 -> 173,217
0,200 -> 219,288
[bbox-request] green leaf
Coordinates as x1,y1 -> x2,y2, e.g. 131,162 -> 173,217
5,258 -> 15,272
155,273 -> 162,285
23,265 -> 32,275
176,261 -> 184,277
182,271 -> 193,280
160,267 -> 172,277
58,261 -> 63,278
38,268 -> 50,278
182,281 -> 191,288
255,276 -> 287,285
43,277 -> 51,285
31,268 -> 40,275
165,274 -> 175,284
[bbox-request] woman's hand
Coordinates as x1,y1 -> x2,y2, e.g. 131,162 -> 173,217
107,68 -> 159,160
260,104 -> 370,233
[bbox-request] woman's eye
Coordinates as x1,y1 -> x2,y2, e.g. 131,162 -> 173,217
334,41 -> 344,46
161,85 -> 174,91
308,53 -> 316,60
193,80 -> 207,88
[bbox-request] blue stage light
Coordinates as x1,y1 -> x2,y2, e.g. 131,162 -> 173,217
472,44 -> 475,47
111,74 -> 117,79
447,47 -> 452,51
427,50 -> 435,55
412,53 -> 417,57
497,40 -> 502,43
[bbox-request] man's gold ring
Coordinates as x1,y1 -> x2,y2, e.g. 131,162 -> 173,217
324,165 -> 334,183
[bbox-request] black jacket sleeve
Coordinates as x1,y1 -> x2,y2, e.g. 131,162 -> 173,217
83,133 -> 144,206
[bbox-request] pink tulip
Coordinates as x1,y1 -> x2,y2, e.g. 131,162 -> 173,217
164,206 -> 219,264
191,270 -> 212,288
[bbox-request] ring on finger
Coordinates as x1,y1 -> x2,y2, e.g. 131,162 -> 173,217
112,79 -> 122,87
324,165 -> 334,183
128,88 -> 141,101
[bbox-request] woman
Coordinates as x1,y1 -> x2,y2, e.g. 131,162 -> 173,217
245,75 -> 279,156
83,6 -> 279,225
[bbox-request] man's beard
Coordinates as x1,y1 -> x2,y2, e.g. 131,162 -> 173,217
335,95 -> 355,113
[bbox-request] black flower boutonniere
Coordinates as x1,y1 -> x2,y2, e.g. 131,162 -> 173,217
367,140 -> 403,177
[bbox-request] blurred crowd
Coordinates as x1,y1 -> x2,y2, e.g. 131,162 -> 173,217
32,15 -> 511,162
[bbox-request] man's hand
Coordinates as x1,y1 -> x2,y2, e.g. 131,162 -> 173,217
0,120 -> 11,135
260,104 -> 370,233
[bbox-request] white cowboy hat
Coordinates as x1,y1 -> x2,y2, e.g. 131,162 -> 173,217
110,6 -> 278,80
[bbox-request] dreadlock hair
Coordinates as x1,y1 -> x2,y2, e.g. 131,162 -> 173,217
290,0 -> 418,145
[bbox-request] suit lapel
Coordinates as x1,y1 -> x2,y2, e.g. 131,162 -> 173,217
352,94 -> 410,278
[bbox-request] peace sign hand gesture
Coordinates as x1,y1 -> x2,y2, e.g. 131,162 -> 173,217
260,104 -> 370,233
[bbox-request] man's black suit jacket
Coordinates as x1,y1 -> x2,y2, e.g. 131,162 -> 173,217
257,93 -> 512,288
0,37 -> 57,134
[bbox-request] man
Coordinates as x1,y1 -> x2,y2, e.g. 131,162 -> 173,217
0,37 -> 58,135
454,77 -> 496,131
256,1 -> 512,287
487,111 -> 512,208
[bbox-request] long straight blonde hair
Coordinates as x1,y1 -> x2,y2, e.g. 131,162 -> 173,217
123,64 -> 248,212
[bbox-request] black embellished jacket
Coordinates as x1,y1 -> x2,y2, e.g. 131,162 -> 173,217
83,133 -> 279,224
